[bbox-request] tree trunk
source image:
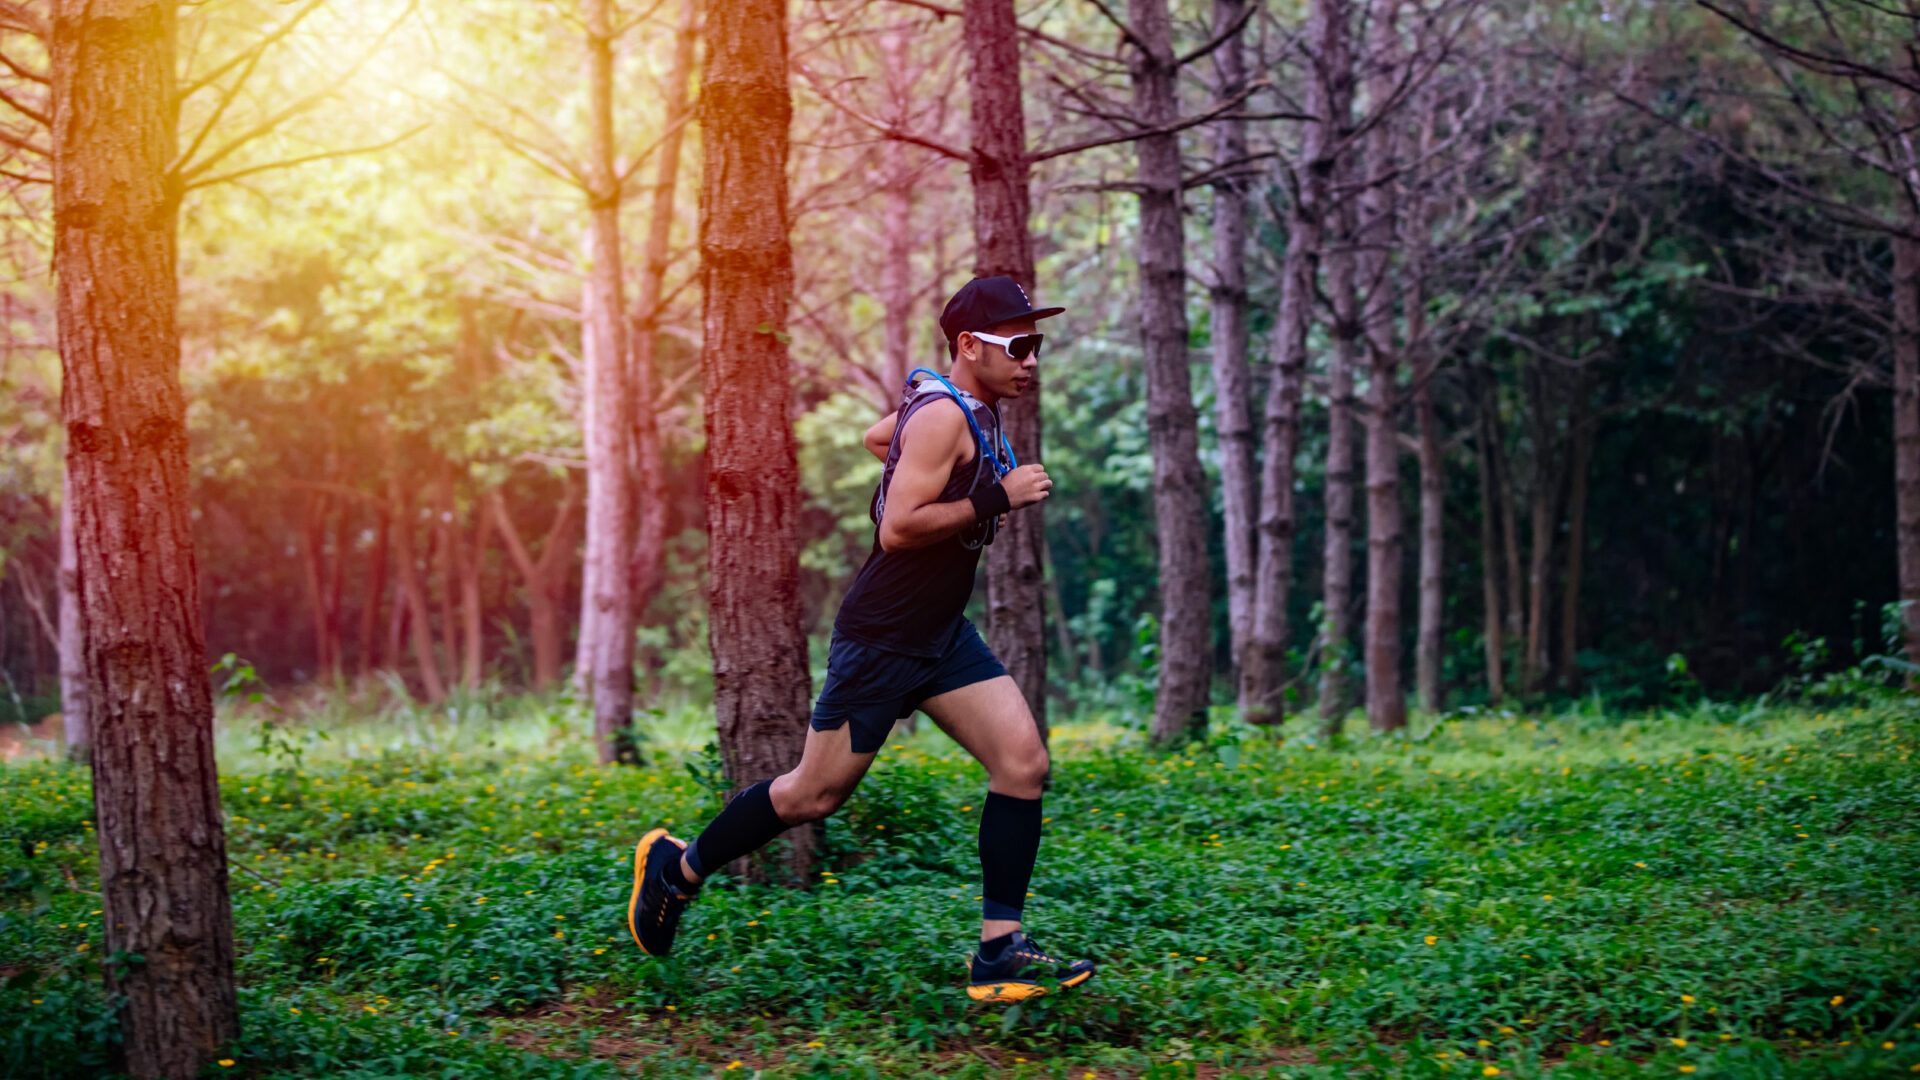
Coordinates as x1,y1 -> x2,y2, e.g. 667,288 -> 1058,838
1414,377 -> 1443,712
966,0 -> 1048,743
1131,0 -> 1212,744
1521,360 -> 1556,694
358,505 -> 388,677
1495,402 -> 1524,642
1559,368 -> 1591,692
388,479 -> 447,701
1475,376 -> 1504,702
59,470 -> 88,760
493,486 -> 576,690
1209,0 -> 1256,690
458,498 -> 489,690
301,495 -> 331,677
52,3 -> 240,1074
432,477 -> 461,685
1895,235 -> 1920,674
580,0 -> 636,762
324,499 -> 346,680
1318,173 -> 1361,731
630,0 -> 696,629
880,28 -> 915,398
1402,132 -> 1441,715
1042,535 -> 1081,685
1357,0 -> 1403,733
702,0 -> 815,878
1245,0 -> 1347,722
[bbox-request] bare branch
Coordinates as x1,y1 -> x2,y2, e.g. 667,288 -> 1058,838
184,123 -> 431,191
1176,0 -> 1255,69
794,62 -> 972,162
878,0 -> 1124,66
178,0 -> 330,102
1029,81 -> 1272,163
0,48 -> 44,85
1080,0 -> 1150,53
177,0 -> 418,184
1697,0 -> 1920,95
0,81 -> 43,127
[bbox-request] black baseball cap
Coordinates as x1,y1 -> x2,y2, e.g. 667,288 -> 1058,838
940,276 -> 1065,356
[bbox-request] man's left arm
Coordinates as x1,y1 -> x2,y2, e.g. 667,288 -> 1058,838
864,411 -> 899,462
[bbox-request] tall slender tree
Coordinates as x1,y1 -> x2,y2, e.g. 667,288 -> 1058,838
630,0 -> 699,626
702,0 -> 815,876
1318,154 -> 1361,730
966,0 -> 1049,740
1356,0 -> 1406,732
52,2 -> 238,1075
578,0 -> 637,763
1129,0 -> 1213,742
1209,0 -> 1258,694
1246,0 -> 1351,722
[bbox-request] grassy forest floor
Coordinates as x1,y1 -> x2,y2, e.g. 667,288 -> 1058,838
4,693 -> 1919,1079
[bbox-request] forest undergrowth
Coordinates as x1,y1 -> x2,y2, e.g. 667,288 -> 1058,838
3,694 -> 1918,1079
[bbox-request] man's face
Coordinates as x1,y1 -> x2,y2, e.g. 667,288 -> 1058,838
958,316 -> 1040,399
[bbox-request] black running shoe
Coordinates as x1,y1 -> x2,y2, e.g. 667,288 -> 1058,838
966,932 -> 1095,1002
628,827 -> 695,956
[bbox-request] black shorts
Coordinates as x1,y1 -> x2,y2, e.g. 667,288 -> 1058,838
809,618 -> 1007,753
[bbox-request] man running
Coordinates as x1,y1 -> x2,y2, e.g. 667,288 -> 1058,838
627,276 -> 1094,1003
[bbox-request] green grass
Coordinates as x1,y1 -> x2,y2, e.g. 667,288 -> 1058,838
4,694 -> 1918,1079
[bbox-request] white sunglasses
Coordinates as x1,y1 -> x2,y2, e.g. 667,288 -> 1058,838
966,330 -> 1045,360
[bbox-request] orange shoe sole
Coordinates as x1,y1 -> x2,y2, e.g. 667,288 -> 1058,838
628,827 -> 672,954
966,967 -> 1093,1002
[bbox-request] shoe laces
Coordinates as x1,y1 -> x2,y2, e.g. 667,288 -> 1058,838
1010,938 -> 1062,967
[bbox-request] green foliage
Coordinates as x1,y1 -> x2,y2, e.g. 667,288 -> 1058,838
4,697 -> 1918,1077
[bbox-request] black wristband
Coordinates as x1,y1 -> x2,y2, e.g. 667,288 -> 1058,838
969,482 -> 1012,522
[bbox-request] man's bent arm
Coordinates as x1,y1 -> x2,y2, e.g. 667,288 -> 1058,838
878,399 -> 981,552
864,410 -> 898,462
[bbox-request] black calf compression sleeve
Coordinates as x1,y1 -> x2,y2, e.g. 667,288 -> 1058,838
687,780 -> 791,879
978,791 -> 1043,922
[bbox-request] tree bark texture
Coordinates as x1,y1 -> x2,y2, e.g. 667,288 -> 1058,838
1895,235 -> 1920,674
59,469 -> 89,759
1130,0 -> 1213,743
1209,0 -> 1256,693
579,0 -> 636,763
52,2 -> 239,1074
1244,0 -> 1348,721
1318,169 -> 1361,730
1357,0 -> 1404,732
966,0 -> 1048,741
702,0 -> 816,878
631,0 -> 697,623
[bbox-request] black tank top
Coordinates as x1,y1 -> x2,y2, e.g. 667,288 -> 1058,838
833,378 -> 1004,657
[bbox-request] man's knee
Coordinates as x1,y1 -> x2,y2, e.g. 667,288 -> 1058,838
994,745 -> 1049,796
782,784 -> 851,824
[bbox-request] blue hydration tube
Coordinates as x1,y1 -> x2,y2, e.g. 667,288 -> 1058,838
907,367 -> 1018,477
